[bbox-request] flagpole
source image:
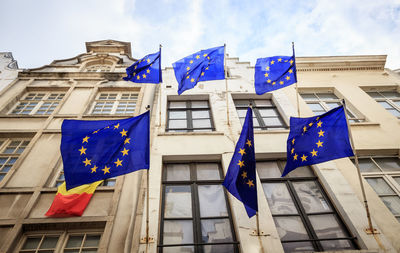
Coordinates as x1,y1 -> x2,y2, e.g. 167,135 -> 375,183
293,42 -> 301,117
145,105 -> 151,253
158,44 -> 162,127
224,43 -> 230,126
342,99 -> 375,234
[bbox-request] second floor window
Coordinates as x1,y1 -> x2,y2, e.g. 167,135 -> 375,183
234,99 -> 287,130
167,100 -> 214,132
10,92 -> 65,115
300,92 -> 364,123
366,91 -> 400,119
0,138 -> 30,182
90,92 -> 138,115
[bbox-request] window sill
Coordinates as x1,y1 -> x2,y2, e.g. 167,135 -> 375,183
254,129 -> 290,134
40,187 -> 115,193
349,122 -> 380,127
158,131 -> 225,136
0,115 -> 50,118
82,114 -> 137,119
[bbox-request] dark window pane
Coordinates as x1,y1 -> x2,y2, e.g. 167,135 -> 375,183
273,216 -> 310,241
163,220 -> 194,245
196,163 -> 220,180
83,235 -> 101,247
380,196 -> 400,215
166,164 -> 190,181
367,92 -> 383,98
320,240 -> 354,251
292,181 -> 332,213
300,94 -> 318,100
317,93 -> 338,100
365,178 -> 395,195
198,185 -> 228,217
22,237 -> 41,249
40,236 -> 59,249
257,161 -> 281,178
381,92 -> 400,98
285,166 -> 314,178
356,158 -> 380,172
66,235 -> 84,248
201,219 -> 233,243
282,241 -> 314,253
202,244 -> 235,253
262,183 -> 298,215
163,246 -> 194,253
164,185 -> 192,218
309,214 -> 347,239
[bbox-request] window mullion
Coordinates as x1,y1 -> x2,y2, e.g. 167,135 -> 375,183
187,102 -> 193,131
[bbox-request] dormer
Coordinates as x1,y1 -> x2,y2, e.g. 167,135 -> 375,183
85,40 -> 132,57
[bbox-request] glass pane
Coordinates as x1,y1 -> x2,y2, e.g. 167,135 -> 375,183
388,109 -> 400,117
191,101 -> 208,108
309,214 -> 347,238
22,237 -> 41,249
40,236 -> 59,249
274,216 -> 309,240
81,250 -> 98,253
365,178 -> 395,195
381,91 -> 400,98
285,166 -> 314,178
321,240 -> 354,251
282,241 -> 314,253
317,93 -> 338,100
169,119 -> 187,129
262,183 -> 298,214
307,103 -> 324,111
356,158 -> 380,172
192,110 -> 210,119
198,185 -> 228,217
300,94 -> 317,100
169,111 -> 186,119
83,235 -> 100,247
202,244 -> 235,253
164,185 -> 192,218
236,109 -> 247,117
378,101 -> 393,109
66,235 -> 84,248
367,92 -> 383,98
263,117 -> 284,127
325,102 -> 341,109
381,196 -> 400,215
393,177 -> 400,186
163,246 -> 194,253
234,100 -> 250,106
193,119 -> 211,128
293,181 -> 332,213
196,163 -> 220,180
257,161 -> 281,178
163,220 -> 194,245
258,108 -> 278,117
166,164 -> 190,181
201,219 -> 233,243
169,101 -> 187,108
254,100 -> 272,106
373,158 -> 400,172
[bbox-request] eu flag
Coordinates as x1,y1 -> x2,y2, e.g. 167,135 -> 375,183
282,106 -> 354,177
173,46 -> 225,95
123,50 -> 162,83
254,45 -> 297,95
223,107 -> 258,217
62,111 -> 150,190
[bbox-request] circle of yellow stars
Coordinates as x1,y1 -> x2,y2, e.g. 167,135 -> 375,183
79,122 -> 132,175
184,52 -> 212,84
131,57 -> 154,80
264,57 -> 295,86
237,139 -> 255,189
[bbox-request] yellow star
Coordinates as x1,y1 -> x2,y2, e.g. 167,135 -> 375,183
293,154 -> 298,161
186,75 -> 190,79
190,60 -> 193,64
267,79 -> 271,83
317,121 -> 323,127
316,140 -> 323,148
270,60 -> 275,65
246,180 -> 255,188
292,138 -> 295,145
264,73 -> 269,77
207,56 -> 210,60
301,154 -> 308,162
246,139 -> 252,147
272,82 -> 276,85
136,75 -> 140,80
203,53 -> 207,57
105,126 -> 110,129
114,159 -> 123,167
142,74 -> 147,79
134,65 -> 137,69
237,160 -> 245,168
318,130 -> 325,137
309,122 -> 313,127
121,148 -> 129,156
82,136 -> 90,143
291,148 -> 294,154
124,138 -> 131,144
205,67 -> 209,70
120,129 -> 128,137
265,66 -> 270,71
91,165 -> 98,173
279,81 -> 284,85
286,76 -> 290,80
238,148 -> 246,155
102,165 -> 110,174
290,59 -> 294,65
92,130 -> 99,134
289,69 -> 293,73
79,146 -> 87,155
147,58 -> 151,63
196,55 -> 200,59
146,69 -> 150,73
186,66 -> 190,71
310,149 -> 318,157
278,58 -> 282,62
241,171 -> 247,179
114,123 -> 120,129
303,126 -> 307,132
201,72 -> 205,76
191,78 -> 195,83
83,158 -> 91,166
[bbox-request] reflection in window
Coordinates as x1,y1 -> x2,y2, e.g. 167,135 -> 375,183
10,92 -> 65,115
160,163 -> 238,252
0,139 -> 30,182
258,161 -> 358,252
366,91 -> 400,119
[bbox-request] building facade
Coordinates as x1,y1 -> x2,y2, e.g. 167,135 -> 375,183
0,52 -> 19,92
0,40 -> 399,253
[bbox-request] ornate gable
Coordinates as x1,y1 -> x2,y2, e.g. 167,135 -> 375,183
85,40 -> 132,57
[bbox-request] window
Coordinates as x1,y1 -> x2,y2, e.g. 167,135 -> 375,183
258,161 -> 358,252
366,91 -> 400,118
352,157 -> 400,222
167,100 -> 214,132
86,64 -> 112,72
53,169 -> 116,187
234,99 -> 287,130
0,139 -> 30,182
159,162 -> 238,252
19,232 -> 102,252
300,92 -> 364,123
10,92 -> 65,115
90,92 -> 138,115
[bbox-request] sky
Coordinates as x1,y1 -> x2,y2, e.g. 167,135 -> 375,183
1,0 -> 399,70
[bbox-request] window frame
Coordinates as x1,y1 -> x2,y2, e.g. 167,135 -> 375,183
166,100 -> 215,132
159,162 -> 239,252
365,90 -> 400,119
89,92 -> 139,115
9,92 -> 65,116
234,98 -> 288,130
258,160 -> 358,252
0,138 -> 30,183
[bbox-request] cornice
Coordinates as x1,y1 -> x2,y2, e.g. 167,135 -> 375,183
18,71 -> 125,81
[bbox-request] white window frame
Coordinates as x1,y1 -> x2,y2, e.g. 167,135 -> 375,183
0,138 -> 30,182
89,92 -> 138,115
9,92 -> 65,115
366,90 -> 400,119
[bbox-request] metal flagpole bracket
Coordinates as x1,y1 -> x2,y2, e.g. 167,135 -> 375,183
140,236 -> 155,243
250,230 -> 269,236
365,228 -> 379,235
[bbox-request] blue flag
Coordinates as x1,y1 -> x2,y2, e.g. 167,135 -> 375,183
123,50 -> 162,83
223,107 -> 258,218
62,111 -> 150,190
254,45 -> 297,95
282,106 -> 354,177
173,46 -> 225,95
